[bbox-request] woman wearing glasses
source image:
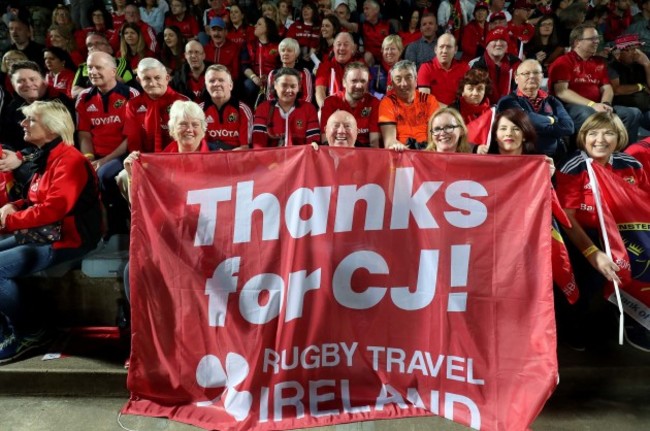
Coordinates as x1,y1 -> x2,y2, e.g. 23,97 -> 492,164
426,108 -> 472,153
497,59 -> 573,160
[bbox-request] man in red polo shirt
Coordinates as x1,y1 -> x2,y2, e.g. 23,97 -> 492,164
315,32 -> 363,107
549,23 -> 642,142
203,17 -> 242,82
201,65 -> 253,150
417,33 -> 469,105
76,51 -> 139,236
321,62 -> 381,147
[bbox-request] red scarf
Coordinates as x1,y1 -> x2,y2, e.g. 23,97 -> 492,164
459,96 -> 491,124
483,53 -> 514,100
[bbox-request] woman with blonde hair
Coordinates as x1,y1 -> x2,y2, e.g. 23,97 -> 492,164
556,111 -> 650,350
370,34 -> 404,98
0,100 -> 102,364
426,108 -> 472,153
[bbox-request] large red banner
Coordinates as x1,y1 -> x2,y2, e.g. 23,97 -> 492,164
123,147 -> 558,431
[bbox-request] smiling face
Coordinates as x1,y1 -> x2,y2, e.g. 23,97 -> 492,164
11,68 -> 46,103
382,42 -> 401,65
88,52 -> 117,91
333,33 -> 355,63
321,18 -> 335,39
138,67 -> 170,99
326,110 -> 357,147
496,117 -> 524,155
343,67 -> 369,101
274,74 -> 300,105
205,69 -> 233,101
584,127 -> 618,164
486,38 -> 508,61
430,112 -> 462,153
173,116 -> 205,150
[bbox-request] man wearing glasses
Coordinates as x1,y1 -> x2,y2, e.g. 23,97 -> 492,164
497,59 -> 574,160
549,24 -> 643,143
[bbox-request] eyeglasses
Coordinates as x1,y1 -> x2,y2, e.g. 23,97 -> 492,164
518,71 -> 543,78
580,36 -> 600,42
431,125 -> 460,135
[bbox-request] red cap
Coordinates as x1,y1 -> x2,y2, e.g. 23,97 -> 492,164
488,11 -> 507,23
514,0 -> 533,9
486,27 -> 509,45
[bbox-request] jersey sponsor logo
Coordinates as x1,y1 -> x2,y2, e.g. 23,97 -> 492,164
228,113 -> 238,122
86,104 -> 99,112
206,115 -> 215,123
90,115 -> 122,126
137,105 -> 147,113
208,129 -> 239,138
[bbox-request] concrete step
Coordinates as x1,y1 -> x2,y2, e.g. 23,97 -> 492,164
0,327 -> 128,397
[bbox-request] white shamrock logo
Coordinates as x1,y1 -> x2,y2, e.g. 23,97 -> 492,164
195,352 -> 253,421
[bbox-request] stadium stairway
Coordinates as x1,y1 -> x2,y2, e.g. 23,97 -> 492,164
0,236 -> 648,429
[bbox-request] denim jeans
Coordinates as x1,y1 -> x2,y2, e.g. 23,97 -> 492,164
0,236 -> 91,335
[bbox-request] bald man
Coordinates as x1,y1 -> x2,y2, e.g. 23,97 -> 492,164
326,110 -> 358,147
76,51 -> 140,237
171,40 -> 211,103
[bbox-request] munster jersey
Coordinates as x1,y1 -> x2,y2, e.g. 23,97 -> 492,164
252,100 -> 320,147
76,83 -> 139,157
201,97 -> 253,149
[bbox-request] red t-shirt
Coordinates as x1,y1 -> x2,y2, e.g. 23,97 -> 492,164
548,51 -> 610,103
417,58 -> 470,105
252,101 -> 320,147
320,91 -> 380,147
287,22 -> 321,50
76,83 -> 139,157
226,25 -> 254,47
165,14 -> 200,41
361,20 -> 392,61
203,39 -> 242,80
202,97 -> 253,148
315,54 -> 364,96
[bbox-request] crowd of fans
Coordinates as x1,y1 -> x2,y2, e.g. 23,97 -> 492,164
1,0 -> 650,363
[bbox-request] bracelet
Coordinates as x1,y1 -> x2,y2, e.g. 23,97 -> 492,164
639,83 -> 645,92
84,153 -> 95,160
582,245 -> 599,258
587,101 -> 596,107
